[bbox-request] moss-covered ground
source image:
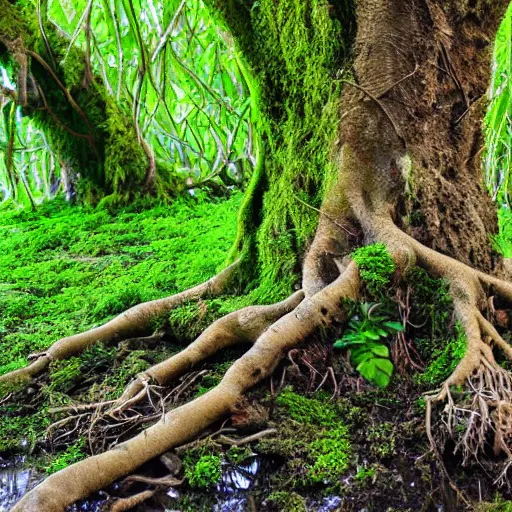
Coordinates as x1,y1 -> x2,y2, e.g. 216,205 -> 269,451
2,196 -> 512,510
0,192 -> 240,463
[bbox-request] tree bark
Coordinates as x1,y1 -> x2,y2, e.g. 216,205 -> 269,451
339,0 -> 507,272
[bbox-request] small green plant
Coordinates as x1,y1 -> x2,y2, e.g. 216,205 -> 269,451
334,302 -> 404,388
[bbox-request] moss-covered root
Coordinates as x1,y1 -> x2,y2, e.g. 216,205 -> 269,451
111,290 -> 305,413
12,264 -> 360,512
0,261 -> 239,387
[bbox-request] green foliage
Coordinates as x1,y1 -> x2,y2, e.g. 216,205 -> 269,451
45,439 -> 86,474
0,0 -> 252,204
485,2 -> 512,205
184,454 -> 222,488
494,207 -> 512,257
352,244 -> 396,296
334,302 -> 403,388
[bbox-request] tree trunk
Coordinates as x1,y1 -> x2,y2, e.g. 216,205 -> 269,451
211,0 -> 507,299
339,0 -> 506,272
0,0 -> 156,203
6,1 -> 512,510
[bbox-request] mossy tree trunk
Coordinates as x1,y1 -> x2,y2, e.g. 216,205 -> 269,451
215,0 -> 506,292
0,0 -> 156,204
5,1 -> 512,511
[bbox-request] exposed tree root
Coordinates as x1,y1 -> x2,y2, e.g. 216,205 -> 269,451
110,490 -> 156,512
366,215 -> 512,476
12,262 -> 360,511
110,290 -> 304,413
0,261 -> 239,386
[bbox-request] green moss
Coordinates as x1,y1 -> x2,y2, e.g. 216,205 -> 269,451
184,453 -> 222,488
0,194 -> 241,454
267,491 -> 307,511
352,243 -> 396,296
208,0 -> 355,300
0,413 -> 50,453
48,343 -> 116,394
195,360 -> 235,396
355,466 -> 376,482
225,445 -> 253,464
45,439 -> 86,474
405,267 -> 452,341
275,388 -> 339,427
416,324 -> 466,387
476,497 -> 512,512
366,422 -> 397,459
260,389 -> 351,486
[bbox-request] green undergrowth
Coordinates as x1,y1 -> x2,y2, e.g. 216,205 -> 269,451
0,192 -> 241,376
0,192 -> 244,467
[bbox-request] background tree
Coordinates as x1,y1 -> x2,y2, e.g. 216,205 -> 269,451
0,0 -> 253,205
1,0 -> 512,510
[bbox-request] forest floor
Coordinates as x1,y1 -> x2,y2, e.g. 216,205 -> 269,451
2,196 -> 512,511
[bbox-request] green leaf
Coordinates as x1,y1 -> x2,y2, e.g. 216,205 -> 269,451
356,359 -> 377,382
362,329 -> 381,341
372,369 -> 391,388
382,321 -> 404,332
367,343 -> 389,358
374,358 -> 394,376
350,348 -> 374,366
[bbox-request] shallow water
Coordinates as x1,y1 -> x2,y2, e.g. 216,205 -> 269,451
0,457 -> 36,512
1,454 -> 342,511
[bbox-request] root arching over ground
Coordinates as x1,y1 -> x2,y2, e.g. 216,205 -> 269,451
9,204 -> 512,511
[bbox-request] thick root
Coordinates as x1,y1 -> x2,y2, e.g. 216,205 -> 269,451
371,215 -> 512,470
0,261 -> 239,386
110,290 -> 305,413
13,263 -> 359,512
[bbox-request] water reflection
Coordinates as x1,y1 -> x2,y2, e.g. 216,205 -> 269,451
214,456 -> 262,511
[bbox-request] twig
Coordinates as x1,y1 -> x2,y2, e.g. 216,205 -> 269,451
294,195 -> 357,237
217,428 -> 277,446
